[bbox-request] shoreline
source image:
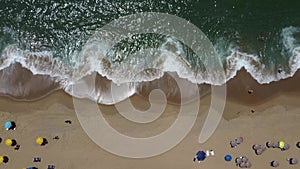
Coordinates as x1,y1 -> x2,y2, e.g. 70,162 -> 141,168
0,60 -> 300,105
0,68 -> 299,169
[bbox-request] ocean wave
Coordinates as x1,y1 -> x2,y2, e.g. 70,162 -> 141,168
0,27 -> 299,104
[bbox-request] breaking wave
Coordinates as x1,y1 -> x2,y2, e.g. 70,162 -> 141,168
0,27 -> 299,104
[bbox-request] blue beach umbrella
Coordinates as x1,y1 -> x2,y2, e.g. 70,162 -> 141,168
196,151 -> 206,161
225,155 -> 232,161
4,121 -> 12,129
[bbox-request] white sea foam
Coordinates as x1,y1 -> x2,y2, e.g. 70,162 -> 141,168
0,27 -> 300,104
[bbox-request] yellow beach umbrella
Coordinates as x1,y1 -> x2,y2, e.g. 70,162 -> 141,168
279,141 -> 285,149
5,139 -> 12,146
36,137 -> 44,145
0,156 -> 3,164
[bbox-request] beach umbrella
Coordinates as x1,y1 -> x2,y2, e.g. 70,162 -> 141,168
5,139 -> 16,147
283,144 -> 290,151
5,139 -> 12,146
274,142 -> 279,148
4,121 -> 12,130
266,141 -> 275,148
255,148 -> 263,155
236,137 -> 243,144
279,141 -> 285,149
296,142 -> 300,148
241,157 -> 249,163
230,140 -> 238,148
0,156 -> 9,164
196,151 -> 206,161
224,155 -> 232,162
271,160 -> 279,167
36,137 -> 44,145
245,162 -> 252,168
288,158 -> 298,165
235,157 -> 243,165
240,161 -> 251,168
252,144 -> 260,150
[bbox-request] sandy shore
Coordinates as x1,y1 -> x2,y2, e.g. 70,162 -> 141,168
0,70 -> 300,169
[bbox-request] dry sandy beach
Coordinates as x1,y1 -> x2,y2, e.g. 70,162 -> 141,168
0,70 -> 300,169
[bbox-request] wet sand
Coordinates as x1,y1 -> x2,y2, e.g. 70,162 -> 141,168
0,70 -> 300,169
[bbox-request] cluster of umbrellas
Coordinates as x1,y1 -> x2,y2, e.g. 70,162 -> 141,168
1,121 -> 51,168
253,141 -> 298,167
266,141 -> 290,151
230,137 -> 251,168
193,137 -> 299,168
0,121 -> 17,164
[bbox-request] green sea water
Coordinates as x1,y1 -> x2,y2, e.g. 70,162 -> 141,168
0,0 -> 300,84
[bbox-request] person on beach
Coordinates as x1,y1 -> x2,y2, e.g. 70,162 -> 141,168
248,89 -> 253,94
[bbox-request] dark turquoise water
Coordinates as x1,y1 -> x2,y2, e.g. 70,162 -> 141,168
0,0 -> 300,87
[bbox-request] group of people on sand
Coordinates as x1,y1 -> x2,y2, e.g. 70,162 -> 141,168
194,136 -> 299,168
